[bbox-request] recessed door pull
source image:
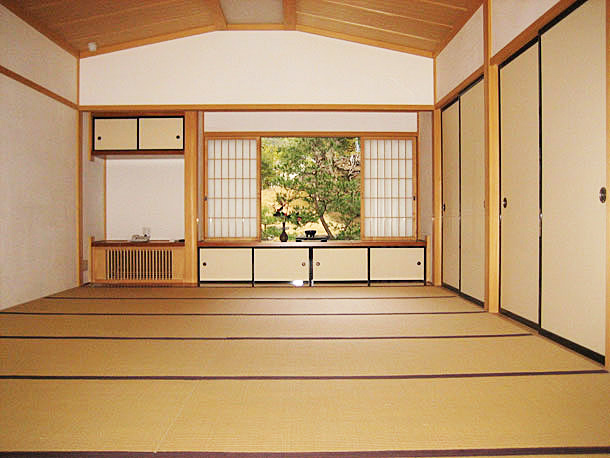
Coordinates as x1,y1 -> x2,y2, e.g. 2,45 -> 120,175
502,197 -> 508,208
600,187 -> 607,203
301,262 -> 306,266
315,262 -> 320,266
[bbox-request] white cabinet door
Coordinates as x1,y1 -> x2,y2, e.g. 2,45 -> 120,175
254,248 -> 309,282
442,101 -> 460,289
93,118 -> 137,150
459,79 -> 485,303
199,248 -> 252,281
138,117 -> 184,150
370,247 -> 424,281
313,248 -> 367,281
540,0 -> 606,356
499,42 -> 540,324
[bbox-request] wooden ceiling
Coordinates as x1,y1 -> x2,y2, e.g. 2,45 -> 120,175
1,0 -> 482,58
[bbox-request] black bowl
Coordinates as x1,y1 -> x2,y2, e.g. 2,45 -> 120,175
305,230 -> 316,238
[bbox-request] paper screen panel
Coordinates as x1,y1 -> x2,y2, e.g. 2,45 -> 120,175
206,138 -> 259,239
363,138 -> 416,238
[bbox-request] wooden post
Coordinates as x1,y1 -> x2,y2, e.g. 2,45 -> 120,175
605,0 -> 609,368
184,111 -> 199,284
484,0 -> 500,313
432,108 -> 443,286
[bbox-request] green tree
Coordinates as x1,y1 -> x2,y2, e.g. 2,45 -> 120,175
265,137 -> 360,239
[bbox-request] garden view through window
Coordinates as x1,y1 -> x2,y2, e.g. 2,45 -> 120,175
261,137 -> 361,241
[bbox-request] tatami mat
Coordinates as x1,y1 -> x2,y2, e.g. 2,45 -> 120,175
49,285 -> 455,299
6,296 -> 477,315
0,312 -> 526,338
0,335 -> 600,378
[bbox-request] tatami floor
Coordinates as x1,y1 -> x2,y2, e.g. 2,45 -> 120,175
1,285 -> 609,457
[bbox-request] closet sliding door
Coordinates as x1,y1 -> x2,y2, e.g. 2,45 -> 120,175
442,101 -> 460,290
459,80 -> 485,303
541,0 -> 606,357
499,42 -> 540,325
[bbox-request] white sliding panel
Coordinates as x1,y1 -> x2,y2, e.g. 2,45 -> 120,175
205,138 -> 259,240
442,101 -> 460,290
499,42 -> 540,324
541,0 -> 606,356
459,79 -> 485,303
362,138 -> 416,239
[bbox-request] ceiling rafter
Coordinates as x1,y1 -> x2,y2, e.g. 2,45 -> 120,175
283,0 -> 297,30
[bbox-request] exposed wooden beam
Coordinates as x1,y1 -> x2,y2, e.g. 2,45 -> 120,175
283,0 -> 297,30
296,24 -> 435,57
210,0 -> 227,30
432,107 -> 443,285
184,111 -> 199,284
0,0 -> 79,57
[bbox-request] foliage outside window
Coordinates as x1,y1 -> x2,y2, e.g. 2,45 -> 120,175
261,137 -> 361,241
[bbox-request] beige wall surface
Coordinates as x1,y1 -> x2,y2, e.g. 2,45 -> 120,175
492,0 -> 561,56
418,112 -> 433,283
0,5 -> 77,103
435,6 -> 484,102
81,114 -> 105,283
105,158 -> 185,241
204,112 -> 419,132
79,31 -> 434,106
0,75 -> 78,309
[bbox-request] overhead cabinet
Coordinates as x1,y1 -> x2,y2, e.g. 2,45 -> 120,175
92,115 -> 184,154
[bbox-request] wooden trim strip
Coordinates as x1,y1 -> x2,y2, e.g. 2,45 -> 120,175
44,295 -> 457,300
204,131 -> 419,138
283,0 -> 297,30
1,369 -> 604,381
81,104 -> 434,113
606,0 -> 610,370
0,311 -> 485,317
435,65 -> 484,109
210,0 -> 227,30
2,446 -> 610,457
0,333 -> 532,341
0,65 -> 77,110
0,0 -> 79,57
432,108 -> 442,285
296,24 -> 434,57
79,25 -> 217,58
490,0 -> 582,66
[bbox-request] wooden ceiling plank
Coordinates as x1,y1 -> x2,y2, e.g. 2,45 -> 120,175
0,0 -> 79,57
298,11 -> 439,44
415,0 -> 469,11
320,0 -> 452,28
299,0 -> 446,41
283,0 -> 297,30
209,0 -> 227,30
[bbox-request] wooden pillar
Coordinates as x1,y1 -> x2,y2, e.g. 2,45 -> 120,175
605,0 -> 609,368
184,111 -> 199,284
432,108 -> 443,286
484,0 -> 500,313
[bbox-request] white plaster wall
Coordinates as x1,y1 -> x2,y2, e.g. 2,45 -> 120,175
492,0 -> 561,56
435,6 -> 484,102
0,75 -> 78,309
80,31 -> 434,106
204,112 -> 419,132
81,113 -> 105,283
105,159 -> 184,240
0,5 -> 77,103
418,111 -> 433,283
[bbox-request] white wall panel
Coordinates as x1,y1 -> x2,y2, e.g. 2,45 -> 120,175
0,5 -> 77,103
492,0 -> 561,56
204,112 -> 418,132
106,158 -> 184,240
80,31 -> 433,106
0,75 -> 78,309
435,7 -> 484,102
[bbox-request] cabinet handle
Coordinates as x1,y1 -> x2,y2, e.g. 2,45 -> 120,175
502,197 -> 508,208
316,262 -> 320,266
417,261 -> 421,266
97,136 -> 102,140
600,187 -> 607,203
442,203 -> 446,212
176,135 -> 181,139
301,262 -> 306,266
202,262 -> 207,266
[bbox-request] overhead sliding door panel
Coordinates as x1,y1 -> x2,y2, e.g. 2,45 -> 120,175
541,0 -> 606,355
499,42 -> 540,324
442,101 -> 460,290
459,80 -> 485,302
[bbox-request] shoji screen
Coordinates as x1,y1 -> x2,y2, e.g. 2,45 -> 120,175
362,138 -> 417,239
459,79 -> 485,303
205,138 -> 259,239
541,0 -> 606,356
441,102 -> 460,290
499,41 -> 540,325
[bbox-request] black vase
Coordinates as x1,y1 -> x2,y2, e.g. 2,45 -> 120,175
279,222 -> 288,242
